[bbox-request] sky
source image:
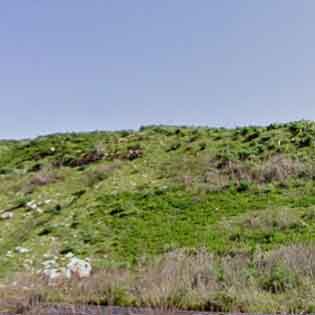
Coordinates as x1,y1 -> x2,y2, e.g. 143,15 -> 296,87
1,1 -> 315,139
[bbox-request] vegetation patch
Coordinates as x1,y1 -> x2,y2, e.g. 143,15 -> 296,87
1,121 -> 315,312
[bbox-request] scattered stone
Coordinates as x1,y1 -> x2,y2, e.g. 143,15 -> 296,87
0,212 -> 14,220
42,259 -> 57,267
65,252 -> 74,259
15,247 -> 30,254
43,268 -> 62,281
26,201 -> 38,211
41,255 -> 92,281
66,257 -> 92,279
26,201 -> 43,213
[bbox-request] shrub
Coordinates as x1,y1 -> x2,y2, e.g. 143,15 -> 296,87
66,150 -> 104,167
219,252 -> 252,288
0,167 -> 10,175
298,136 -> 312,148
198,142 -> 207,151
134,249 -> 218,309
29,169 -> 61,187
221,207 -> 302,236
166,142 -> 181,152
218,160 -> 257,183
260,245 -> 315,278
244,130 -> 260,142
239,127 -> 250,136
238,149 -> 252,160
83,162 -> 121,188
203,169 -> 230,191
259,265 -> 299,293
260,155 -> 306,183
237,180 -> 251,192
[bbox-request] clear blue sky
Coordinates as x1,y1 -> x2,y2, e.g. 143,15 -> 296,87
1,1 -> 315,139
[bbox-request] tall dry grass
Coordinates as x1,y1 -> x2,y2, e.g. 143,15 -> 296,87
134,249 -> 218,310
259,155 -> 307,183
3,246 -> 315,313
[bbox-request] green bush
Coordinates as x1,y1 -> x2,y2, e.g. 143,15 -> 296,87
237,180 -> 251,192
259,265 -> 299,293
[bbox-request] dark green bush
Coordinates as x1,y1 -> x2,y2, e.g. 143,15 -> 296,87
260,265 -> 299,293
237,180 -> 251,192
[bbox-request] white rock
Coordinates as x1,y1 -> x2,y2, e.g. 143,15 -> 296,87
43,268 -> 62,280
65,252 -> 74,259
26,201 -> 38,211
15,247 -> 30,254
0,212 -> 14,220
35,208 -> 43,214
66,257 -> 92,279
41,256 -> 92,281
42,259 -> 56,267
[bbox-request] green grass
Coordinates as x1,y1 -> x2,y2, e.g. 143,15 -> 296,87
1,121 -> 315,276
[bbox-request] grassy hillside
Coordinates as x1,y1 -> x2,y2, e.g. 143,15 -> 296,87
2,121 -> 315,312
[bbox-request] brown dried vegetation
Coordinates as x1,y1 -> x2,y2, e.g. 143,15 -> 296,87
3,246 -> 315,314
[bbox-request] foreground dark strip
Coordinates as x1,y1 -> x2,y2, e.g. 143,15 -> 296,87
0,305 -> 276,315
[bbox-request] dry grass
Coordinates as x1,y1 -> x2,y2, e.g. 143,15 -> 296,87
169,153 -> 312,193
134,249 -> 218,310
62,268 -> 132,305
219,252 -> 252,289
0,273 -> 43,313
220,207 -> 303,235
256,244 -> 315,278
259,155 -> 307,183
4,246 -> 315,313
242,207 -> 301,230
203,170 -> 230,192
211,154 -> 313,187
217,160 -> 257,183
20,167 -> 63,194
83,162 -> 122,188
29,168 -> 61,187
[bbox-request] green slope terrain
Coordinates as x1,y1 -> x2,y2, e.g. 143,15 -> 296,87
2,121 -> 315,312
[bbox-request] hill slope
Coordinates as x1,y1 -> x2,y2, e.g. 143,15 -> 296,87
2,121 -> 315,312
